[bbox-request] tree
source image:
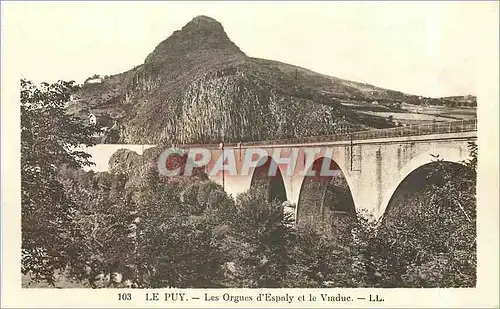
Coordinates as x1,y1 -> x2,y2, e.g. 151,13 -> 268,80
58,168 -> 137,288
55,154 -> 233,288
132,177 -> 229,288
366,141 -> 477,287
225,185 -> 295,287
286,212 -> 371,288
21,79 -> 99,284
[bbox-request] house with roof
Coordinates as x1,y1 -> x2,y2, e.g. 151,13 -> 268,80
88,113 -> 97,126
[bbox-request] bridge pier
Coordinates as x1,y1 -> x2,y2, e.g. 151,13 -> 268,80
282,175 -> 303,207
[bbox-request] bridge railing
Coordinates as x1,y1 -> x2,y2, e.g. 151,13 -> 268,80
170,119 -> 477,149
230,118 -> 477,147
349,118 -> 477,141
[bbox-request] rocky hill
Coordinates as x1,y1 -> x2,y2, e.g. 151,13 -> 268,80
69,15 -> 474,145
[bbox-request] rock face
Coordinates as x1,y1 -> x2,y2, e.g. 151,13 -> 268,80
72,15 -> 417,145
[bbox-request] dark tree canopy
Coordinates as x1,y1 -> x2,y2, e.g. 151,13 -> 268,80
21,79 -> 99,283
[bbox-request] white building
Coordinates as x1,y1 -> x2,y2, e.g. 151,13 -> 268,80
89,113 -> 97,125
86,77 -> 103,84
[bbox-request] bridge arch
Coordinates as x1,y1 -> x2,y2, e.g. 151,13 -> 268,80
296,156 -> 356,225
379,146 -> 471,219
249,156 -> 288,204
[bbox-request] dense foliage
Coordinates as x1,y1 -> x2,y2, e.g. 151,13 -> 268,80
21,79 -> 99,284
367,144 -> 477,287
21,79 -> 477,288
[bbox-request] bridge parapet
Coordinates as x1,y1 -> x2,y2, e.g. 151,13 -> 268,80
170,119 -> 477,149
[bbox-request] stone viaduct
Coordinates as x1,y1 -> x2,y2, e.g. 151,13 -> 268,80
80,119 -> 477,221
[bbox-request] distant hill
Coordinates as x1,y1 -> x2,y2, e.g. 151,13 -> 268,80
69,16 -> 475,144
436,95 -> 477,107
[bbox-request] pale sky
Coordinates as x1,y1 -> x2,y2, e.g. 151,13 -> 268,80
2,1 -> 498,97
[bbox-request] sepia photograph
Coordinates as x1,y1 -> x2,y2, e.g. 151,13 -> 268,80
1,1 -> 499,308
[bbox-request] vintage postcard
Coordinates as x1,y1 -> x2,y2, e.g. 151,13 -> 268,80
1,1 -> 499,308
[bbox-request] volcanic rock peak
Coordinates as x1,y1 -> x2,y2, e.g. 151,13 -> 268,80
184,15 -> 225,31
144,15 -> 244,63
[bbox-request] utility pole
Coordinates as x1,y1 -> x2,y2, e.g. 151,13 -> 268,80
221,128 -> 225,191
350,133 -> 353,171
